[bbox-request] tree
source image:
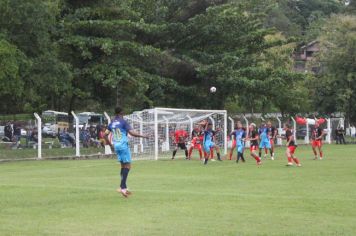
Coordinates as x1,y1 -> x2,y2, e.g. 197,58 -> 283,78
310,14 -> 356,123
0,39 -> 29,113
0,0 -> 73,113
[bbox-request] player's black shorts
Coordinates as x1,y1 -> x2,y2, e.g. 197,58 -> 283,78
176,143 -> 187,150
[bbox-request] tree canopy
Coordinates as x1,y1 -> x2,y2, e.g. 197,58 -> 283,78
0,0 -> 354,122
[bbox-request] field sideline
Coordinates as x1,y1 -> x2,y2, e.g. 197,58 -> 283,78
1,145 -> 356,235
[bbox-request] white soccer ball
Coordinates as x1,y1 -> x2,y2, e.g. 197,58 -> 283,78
210,86 -> 216,93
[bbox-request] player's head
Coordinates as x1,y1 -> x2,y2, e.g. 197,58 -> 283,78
207,122 -> 213,129
114,106 -> 123,116
267,121 -> 272,127
284,123 -> 291,129
249,123 -> 256,131
314,122 -> 319,128
237,121 -> 242,129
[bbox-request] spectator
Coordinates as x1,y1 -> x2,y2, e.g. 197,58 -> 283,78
58,128 -> 75,147
30,128 -> 38,143
336,126 -> 346,144
80,127 -> 91,148
4,122 -> 13,142
98,126 -> 107,147
12,123 -> 21,148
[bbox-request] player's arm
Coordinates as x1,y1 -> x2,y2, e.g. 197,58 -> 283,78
198,120 -> 208,131
286,132 -> 293,146
104,129 -> 113,149
230,132 -> 235,140
242,131 -> 247,142
128,129 -> 149,139
320,129 -> 326,139
273,129 -> 277,139
248,134 -> 259,141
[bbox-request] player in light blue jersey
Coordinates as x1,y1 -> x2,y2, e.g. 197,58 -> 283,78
258,123 -> 271,159
200,120 -> 222,165
231,121 -> 246,163
105,107 -> 148,198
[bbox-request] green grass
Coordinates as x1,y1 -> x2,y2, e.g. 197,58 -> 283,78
0,137 -> 106,159
1,145 -> 356,235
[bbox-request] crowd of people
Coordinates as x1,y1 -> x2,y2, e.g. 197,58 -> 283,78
0,121 -> 110,149
79,125 -> 109,148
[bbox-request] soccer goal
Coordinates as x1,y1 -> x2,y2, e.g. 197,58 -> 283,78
124,108 -> 228,160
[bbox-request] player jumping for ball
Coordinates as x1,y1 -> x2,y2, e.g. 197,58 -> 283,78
201,120 -> 222,164
105,107 -> 149,198
311,122 -> 326,160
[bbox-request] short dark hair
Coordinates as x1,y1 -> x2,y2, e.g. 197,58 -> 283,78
115,106 -> 123,115
285,123 -> 291,128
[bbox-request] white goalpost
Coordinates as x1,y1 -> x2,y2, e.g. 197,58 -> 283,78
124,108 -> 228,160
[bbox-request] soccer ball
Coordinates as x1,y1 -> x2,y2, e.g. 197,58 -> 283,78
210,86 -> 216,93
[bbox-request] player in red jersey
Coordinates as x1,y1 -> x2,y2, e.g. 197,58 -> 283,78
172,128 -> 189,160
283,123 -> 301,167
188,125 -> 204,160
311,122 -> 326,160
246,123 -> 262,165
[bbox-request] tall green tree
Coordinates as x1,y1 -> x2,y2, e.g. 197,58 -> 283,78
0,39 -> 29,113
310,14 -> 356,123
0,0 -> 72,113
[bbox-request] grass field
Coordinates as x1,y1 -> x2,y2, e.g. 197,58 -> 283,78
1,144 -> 356,235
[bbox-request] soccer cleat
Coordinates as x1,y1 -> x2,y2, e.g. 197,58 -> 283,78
271,156 -> 274,161
286,162 -> 293,166
297,164 -> 302,167
204,159 -> 208,165
171,157 -> 175,160
319,157 -> 323,160
313,156 -> 318,160
117,188 -> 128,198
264,154 -> 267,159
257,161 -> 262,165
211,159 -> 216,162
217,158 -> 223,162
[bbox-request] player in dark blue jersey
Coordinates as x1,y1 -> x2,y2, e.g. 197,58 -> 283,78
267,121 -> 277,160
105,107 -> 148,198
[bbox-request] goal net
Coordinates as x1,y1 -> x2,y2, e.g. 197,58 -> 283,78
124,108 -> 227,160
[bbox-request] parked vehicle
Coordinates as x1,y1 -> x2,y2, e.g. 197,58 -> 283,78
296,127 -> 307,139
42,126 -> 57,138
